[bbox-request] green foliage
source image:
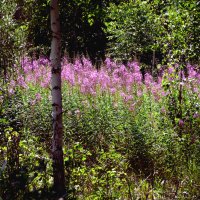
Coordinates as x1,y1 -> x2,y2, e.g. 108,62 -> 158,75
0,69 -> 198,198
27,0 -> 120,62
0,0 -> 30,78
106,0 -> 200,64
0,88 -> 52,199
154,0 -> 200,64
106,0 -> 157,61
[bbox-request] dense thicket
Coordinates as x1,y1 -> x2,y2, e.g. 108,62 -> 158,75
106,0 -> 200,65
27,0 -> 121,64
1,0 -> 199,71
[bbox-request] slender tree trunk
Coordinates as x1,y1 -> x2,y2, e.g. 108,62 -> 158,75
152,50 -> 155,75
50,0 -> 65,196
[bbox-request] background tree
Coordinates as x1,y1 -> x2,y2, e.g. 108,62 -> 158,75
105,0 -> 200,66
154,0 -> 200,64
0,0 -> 29,80
105,0 -> 158,64
27,0 -> 122,64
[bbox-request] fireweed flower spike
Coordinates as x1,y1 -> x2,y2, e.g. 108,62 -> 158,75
178,119 -> 184,127
9,57 -> 200,110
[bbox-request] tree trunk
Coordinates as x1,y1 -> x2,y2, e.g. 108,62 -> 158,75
50,0 -> 65,197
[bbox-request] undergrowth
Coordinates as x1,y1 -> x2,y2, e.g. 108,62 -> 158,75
0,57 -> 200,199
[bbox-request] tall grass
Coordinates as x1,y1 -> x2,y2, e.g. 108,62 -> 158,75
0,57 -> 200,199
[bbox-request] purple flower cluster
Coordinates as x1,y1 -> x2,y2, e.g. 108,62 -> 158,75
8,57 -> 51,94
9,57 -> 200,105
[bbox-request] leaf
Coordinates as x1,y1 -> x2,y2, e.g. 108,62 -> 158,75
82,156 -> 87,161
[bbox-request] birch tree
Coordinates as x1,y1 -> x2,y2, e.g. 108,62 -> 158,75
50,0 -> 65,196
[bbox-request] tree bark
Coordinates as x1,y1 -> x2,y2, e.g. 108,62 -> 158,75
50,0 -> 65,197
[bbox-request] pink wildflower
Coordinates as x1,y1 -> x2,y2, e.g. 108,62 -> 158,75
178,119 -> 184,127
144,73 -> 153,87
35,93 -> 42,101
168,67 -> 175,74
